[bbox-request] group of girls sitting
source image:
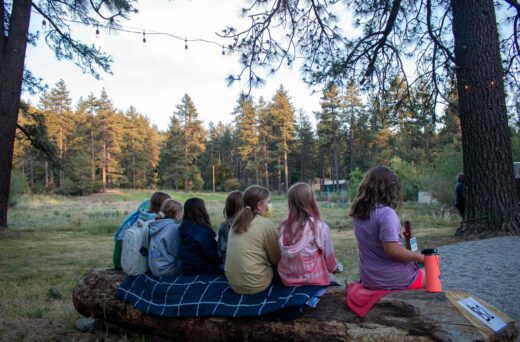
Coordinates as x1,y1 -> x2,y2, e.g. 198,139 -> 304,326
115,165 -> 426,295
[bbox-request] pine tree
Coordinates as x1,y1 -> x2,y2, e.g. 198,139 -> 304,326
256,96 -> 274,189
293,109 -> 317,183
95,89 -> 124,192
316,83 -> 344,192
121,107 -> 159,189
342,83 -> 364,176
38,79 -> 73,189
159,116 -> 185,190
269,86 -> 295,192
169,94 -> 206,192
233,94 -> 259,185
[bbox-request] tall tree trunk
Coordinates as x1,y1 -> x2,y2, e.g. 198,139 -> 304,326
348,113 -> 354,176
452,0 -> 520,235
284,150 -> 289,193
333,148 -> 339,192
277,157 -> 282,192
264,146 -> 269,189
0,0 -> 32,227
254,149 -> 259,185
102,142 -> 107,192
320,153 -> 325,192
132,137 -> 136,188
59,126 -> 63,188
107,149 -> 111,189
44,160 -> 49,188
30,157 -> 34,187
91,119 -> 96,181
300,140 -> 306,182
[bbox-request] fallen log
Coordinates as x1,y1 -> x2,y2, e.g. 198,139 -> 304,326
73,268 -> 518,341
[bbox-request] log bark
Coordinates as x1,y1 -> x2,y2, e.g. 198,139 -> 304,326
73,268 -> 518,341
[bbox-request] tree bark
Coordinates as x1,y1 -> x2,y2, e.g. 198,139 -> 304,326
283,150 -> 289,193
0,0 -> 32,228
73,269 -> 517,342
451,0 -> 520,235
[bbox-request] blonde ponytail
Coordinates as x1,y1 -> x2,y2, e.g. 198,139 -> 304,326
232,185 -> 269,234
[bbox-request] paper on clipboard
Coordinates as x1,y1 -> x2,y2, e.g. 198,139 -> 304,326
409,237 -> 418,251
458,297 -> 507,332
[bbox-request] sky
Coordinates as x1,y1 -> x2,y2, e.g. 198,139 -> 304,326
24,0 -> 327,131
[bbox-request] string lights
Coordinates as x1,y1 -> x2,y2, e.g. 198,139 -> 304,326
32,11 -> 306,60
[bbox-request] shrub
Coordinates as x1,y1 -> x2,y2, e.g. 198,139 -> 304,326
348,167 -> 364,200
417,144 -> 463,206
9,170 -> 28,207
223,178 -> 241,192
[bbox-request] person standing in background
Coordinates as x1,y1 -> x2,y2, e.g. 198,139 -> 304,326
455,173 -> 465,219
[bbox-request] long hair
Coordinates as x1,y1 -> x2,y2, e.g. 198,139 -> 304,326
158,199 -> 182,220
281,183 -> 321,245
183,198 -> 212,228
223,190 -> 243,220
349,166 -> 402,220
150,191 -> 171,213
232,185 -> 270,234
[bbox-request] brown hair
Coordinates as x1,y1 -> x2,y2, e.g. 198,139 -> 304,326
281,183 -> 320,245
183,198 -> 212,228
349,166 -> 402,220
159,199 -> 183,220
223,190 -> 243,219
232,185 -> 270,234
150,191 -> 171,213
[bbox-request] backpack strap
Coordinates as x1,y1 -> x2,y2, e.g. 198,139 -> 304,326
139,220 -> 151,257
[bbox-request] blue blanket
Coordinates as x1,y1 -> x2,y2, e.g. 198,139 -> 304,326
116,273 -> 326,318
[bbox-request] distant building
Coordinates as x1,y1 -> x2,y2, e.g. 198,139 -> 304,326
321,179 -> 347,192
418,191 -> 437,204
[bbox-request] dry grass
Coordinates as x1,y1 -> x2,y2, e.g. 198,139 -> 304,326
0,190 -> 463,340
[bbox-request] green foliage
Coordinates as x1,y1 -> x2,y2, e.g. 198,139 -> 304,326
223,178 -> 242,192
418,144 -> 463,206
348,167 -> 364,200
9,171 -> 28,207
389,157 -> 419,202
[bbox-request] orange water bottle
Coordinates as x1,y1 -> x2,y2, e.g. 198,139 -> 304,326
421,248 -> 442,292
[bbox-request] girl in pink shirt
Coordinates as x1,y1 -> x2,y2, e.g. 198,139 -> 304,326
278,182 -> 339,286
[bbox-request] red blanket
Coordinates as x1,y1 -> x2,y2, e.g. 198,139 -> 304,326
346,282 -> 393,317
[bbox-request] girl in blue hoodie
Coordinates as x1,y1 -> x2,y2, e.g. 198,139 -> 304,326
148,199 -> 183,277
178,198 -> 221,275
113,191 -> 170,269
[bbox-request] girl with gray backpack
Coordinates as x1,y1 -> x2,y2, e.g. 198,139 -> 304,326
148,199 -> 184,277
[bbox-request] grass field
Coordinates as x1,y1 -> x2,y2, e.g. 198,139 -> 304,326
0,189 -> 464,341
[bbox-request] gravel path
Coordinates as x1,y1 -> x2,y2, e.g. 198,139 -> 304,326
438,236 -> 520,337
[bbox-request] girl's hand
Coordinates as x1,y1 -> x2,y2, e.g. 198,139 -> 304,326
334,262 -> 344,273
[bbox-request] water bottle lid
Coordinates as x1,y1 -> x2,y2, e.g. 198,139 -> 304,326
421,248 -> 438,255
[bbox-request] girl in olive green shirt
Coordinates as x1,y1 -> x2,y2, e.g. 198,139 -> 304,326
224,185 -> 281,294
